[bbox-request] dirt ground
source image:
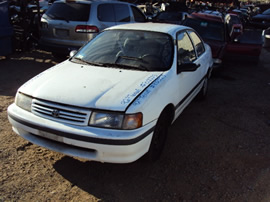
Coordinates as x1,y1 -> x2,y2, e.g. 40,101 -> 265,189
1,48 -> 270,202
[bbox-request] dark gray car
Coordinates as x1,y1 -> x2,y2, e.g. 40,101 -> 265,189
250,8 -> 270,29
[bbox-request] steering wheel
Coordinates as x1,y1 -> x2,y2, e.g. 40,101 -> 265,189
141,54 -> 164,69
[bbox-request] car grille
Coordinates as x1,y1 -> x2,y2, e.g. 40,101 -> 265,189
31,99 -> 91,126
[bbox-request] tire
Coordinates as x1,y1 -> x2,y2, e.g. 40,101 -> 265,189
145,111 -> 171,162
196,76 -> 208,100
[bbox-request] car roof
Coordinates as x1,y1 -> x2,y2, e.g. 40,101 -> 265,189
262,8 -> 270,14
105,22 -> 190,36
189,11 -> 224,23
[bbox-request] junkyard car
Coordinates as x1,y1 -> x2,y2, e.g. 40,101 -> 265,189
8,23 -> 213,163
39,0 -> 147,56
183,11 -> 263,67
250,8 -> 270,29
151,11 -> 188,24
263,27 -> 270,50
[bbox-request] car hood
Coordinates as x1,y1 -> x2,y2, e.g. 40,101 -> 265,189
19,60 -> 163,111
204,39 -> 225,58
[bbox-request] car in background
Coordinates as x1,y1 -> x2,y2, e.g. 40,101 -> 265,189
228,9 -> 249,27
38,0 -> 49,8
8,23 -> 213,163
39,0 -> 147,57
263,27 -> 270,50
250,8 -> 270,29
151,11 -> 188,24
183,11 -> 263,67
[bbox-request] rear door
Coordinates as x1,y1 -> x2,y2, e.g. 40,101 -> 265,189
225,15 -> 263,62
225,29 -> 263,62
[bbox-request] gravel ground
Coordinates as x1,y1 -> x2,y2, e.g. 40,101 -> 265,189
0,48 -> 270,201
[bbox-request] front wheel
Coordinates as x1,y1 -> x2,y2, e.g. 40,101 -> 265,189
145,112 -> 170,161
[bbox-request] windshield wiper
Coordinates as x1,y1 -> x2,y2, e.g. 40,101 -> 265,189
115,56 -> 148,71
102,62 -> 148,71
101,63 -> 125,68
72,57 -> 148,70
71,57 -> 104,66
117,55 -> 142,62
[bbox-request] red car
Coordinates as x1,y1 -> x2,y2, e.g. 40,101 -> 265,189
183,11 -> 263,67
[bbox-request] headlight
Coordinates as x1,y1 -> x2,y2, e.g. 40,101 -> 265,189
89,111 -> 142,130
15,92 -> 32,112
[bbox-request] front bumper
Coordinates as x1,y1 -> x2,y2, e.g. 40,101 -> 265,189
8,103 -> 155,163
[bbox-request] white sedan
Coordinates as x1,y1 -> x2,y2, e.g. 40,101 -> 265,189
8,23 -> 213,163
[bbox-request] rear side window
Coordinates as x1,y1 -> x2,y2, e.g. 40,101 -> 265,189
188,31 -> 205,57
115,4 -> 130,22
98,4 -> 115,22
46,2 -> 90,21
177,31 -> 196,66
131,6 -> 146,22
98,4 -> 130,22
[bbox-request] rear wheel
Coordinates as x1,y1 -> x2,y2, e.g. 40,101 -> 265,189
196,76 -> 208,100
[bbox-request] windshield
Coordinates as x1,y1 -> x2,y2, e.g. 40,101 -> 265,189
71,30 -> 174,71
184,18 -> 225,41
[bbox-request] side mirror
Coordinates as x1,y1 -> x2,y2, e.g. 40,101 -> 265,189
177,62 -> 200,73
69,50 -> 77,58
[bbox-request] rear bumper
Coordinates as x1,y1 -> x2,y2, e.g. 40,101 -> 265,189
8,103 -> 155,163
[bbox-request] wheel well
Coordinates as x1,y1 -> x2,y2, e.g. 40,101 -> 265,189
160,104 -> 175,126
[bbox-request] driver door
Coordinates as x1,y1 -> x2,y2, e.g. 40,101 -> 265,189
174,30 -> 206,117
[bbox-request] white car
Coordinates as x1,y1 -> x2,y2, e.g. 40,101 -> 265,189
8,23 -> 213,163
